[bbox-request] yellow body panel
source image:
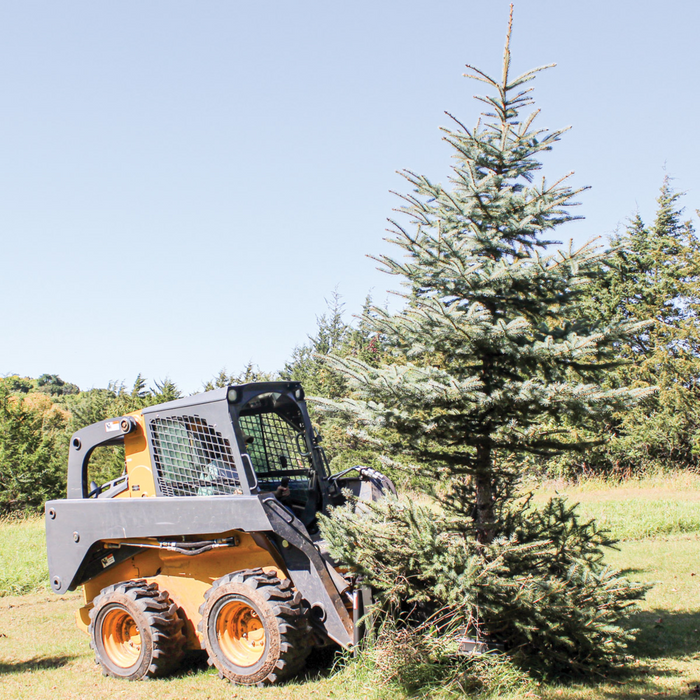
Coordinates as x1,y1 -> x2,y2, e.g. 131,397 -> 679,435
76,532 -> 285,649
115,411 -> 157,498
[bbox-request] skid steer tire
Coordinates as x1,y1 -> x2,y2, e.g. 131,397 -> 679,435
198,568 -> 312,686
89,579 -> 186,680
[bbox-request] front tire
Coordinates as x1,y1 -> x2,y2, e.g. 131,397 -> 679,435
198,568 -> 311,685
89,579 -> 186,680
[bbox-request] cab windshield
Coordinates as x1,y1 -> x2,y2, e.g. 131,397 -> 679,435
237,392 -> 313,484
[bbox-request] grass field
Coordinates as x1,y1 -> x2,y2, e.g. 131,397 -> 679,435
0,515 -> 49,597
2,475 -> 700,699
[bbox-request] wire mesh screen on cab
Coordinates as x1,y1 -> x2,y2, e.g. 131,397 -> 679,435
150,415 -> 240,497
238,393 -> 311,482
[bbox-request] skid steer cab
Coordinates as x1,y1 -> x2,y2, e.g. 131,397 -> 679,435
45,382 -> 394,686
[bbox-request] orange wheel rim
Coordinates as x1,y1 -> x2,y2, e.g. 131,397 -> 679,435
101,607 -> 142,668
216,598 -> 266,667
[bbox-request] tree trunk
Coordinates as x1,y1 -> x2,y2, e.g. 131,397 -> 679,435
474,442 -> 495,545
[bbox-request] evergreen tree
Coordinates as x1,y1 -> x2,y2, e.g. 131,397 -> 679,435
281,292 -> 391,473
66,376 -> 185,485
203,362 -> 276,391
570,179 -> 700,473
0,372 -> 188,507
203,368 -> 237,391
282,290 -> 351,399
130,373 -> 149,400
318,13 -> 649,675
0,384 -> 69,512
151,378 -> 182,403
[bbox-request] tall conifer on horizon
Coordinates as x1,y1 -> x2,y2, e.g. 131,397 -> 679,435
318,9 -> 650,675
320,9 -> 649,542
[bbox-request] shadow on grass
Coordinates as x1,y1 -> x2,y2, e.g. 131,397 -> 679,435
540,610 -> 700,700
169,650 -> 212,678
585,670 -> 700,700
0,655 -> 75,674
591,683 -> 699,700
628,608 -> 700,659
300,645 -> 342,680
169,647 -> 343,683
616,567 -> 647,576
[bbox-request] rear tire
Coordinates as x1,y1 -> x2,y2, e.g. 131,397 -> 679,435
198,568 -> 311,685
89,579 -> 186,680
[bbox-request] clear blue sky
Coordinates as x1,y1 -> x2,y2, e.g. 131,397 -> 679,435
2,1 -> 698,394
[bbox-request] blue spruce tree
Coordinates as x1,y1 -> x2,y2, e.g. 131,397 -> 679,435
318,11 -> 649,676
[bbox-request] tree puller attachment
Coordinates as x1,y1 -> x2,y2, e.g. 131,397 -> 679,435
45,382 -> 394,685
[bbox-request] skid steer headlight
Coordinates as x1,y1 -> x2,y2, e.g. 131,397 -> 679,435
227,387 -> 240,404
294,387 -> 304,401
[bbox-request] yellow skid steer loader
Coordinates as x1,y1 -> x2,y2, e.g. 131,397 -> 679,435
45,382 -> 393,685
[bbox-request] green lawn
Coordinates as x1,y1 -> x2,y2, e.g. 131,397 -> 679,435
2,476 -> 700,699
536,474 -> 700,540
0,515 -> 49,597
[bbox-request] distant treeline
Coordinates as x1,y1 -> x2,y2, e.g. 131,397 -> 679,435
0,290 -> 381,514
2,179 -> 700,513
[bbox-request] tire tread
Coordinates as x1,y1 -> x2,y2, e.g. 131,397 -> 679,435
88,579 -> 186,680
198,568 -> 312,685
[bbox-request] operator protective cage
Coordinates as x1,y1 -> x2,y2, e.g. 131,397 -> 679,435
65,382 -> 325,501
